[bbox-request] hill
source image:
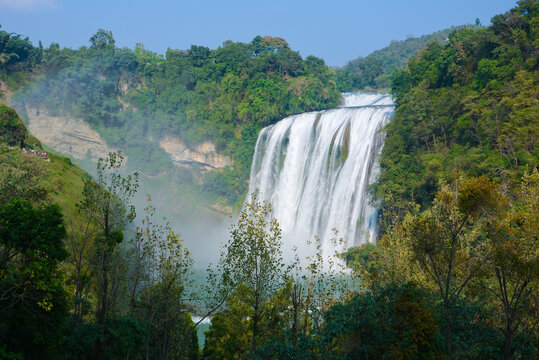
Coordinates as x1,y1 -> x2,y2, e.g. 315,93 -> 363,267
374,0 -> 538,230
335,25 -> 478,91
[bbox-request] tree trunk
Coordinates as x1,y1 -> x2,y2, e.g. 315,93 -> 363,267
183,322 -> 193,360
252,302 -> 259,354
145,321 -> 151,360
96,249 -> 109,360
252,316 -> 258,354
75,265 -> 82,316
162,321 -> 169,360
444,306 -> 452,359
503,324 -> 513,360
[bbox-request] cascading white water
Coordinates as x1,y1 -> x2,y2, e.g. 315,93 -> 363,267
246,93 -> 394,255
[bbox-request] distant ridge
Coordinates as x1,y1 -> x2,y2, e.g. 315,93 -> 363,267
336,25 -> 478,91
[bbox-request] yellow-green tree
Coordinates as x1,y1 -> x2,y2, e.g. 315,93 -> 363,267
402,176 -> 501,358
486,170 -> 539,359
214,196 -> 285,354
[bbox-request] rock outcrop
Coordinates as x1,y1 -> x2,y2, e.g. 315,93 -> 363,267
159,135 -> 232,171
24,106 -> 111,161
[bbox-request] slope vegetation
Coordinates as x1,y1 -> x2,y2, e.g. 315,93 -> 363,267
375,0 -> 538,228
336,25 -> 478,91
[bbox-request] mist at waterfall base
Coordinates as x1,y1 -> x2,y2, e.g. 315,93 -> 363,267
127,182 -> 232,268
246,93 -> 394,261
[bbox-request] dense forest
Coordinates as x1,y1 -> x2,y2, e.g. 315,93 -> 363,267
0,0 -> 538,359
374,0 -> 538,229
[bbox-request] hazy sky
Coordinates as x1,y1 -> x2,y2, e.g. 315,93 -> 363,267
0,0 -> 518,66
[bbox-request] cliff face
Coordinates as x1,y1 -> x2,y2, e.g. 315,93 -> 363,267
21,103 -> 231,172
24,105 -> 111,161
159,135 -> 232,171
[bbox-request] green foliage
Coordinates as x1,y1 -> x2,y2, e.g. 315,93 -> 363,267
320,283 -> 439,360
376,172 -> 538,359
0,104 -> 27,146
89,29 -> 116,50
401,177 -> 502,357
336,25 -> 479,91
481,169 -> 539,359
0,27 -> 41,89
203,166 -> 245,204
0,108 -> 200,359
63,315 -> 146,360
0,199 -> 69,359
77,151 -> 139,358
202,284 -> 253,360
208,195 -> 285,354
204,218 -> 351,359
375,1 -> 539,230
341,242 -> 380,274
0,143 -> 48,205
0,4 -> 537,359
126,197 -> 198,359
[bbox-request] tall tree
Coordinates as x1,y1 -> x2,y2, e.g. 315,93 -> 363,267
486,169 -> 539,359
127,196 -> 197,360
89,29 -> 116,50
77,151 -> 138,360
0,199 -> 68,359
215,196 -> 285,354
402,176 -> 501,358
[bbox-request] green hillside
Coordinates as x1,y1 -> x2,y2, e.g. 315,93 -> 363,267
336,25 -> 478,91
374,0 -> 538,229
0,103 -> 88,226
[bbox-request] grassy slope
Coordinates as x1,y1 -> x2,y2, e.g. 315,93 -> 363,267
1,100 -> 88,229
44,153 -> 87,225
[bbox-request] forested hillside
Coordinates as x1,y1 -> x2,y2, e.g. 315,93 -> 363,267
0,21 -> 491,211
1,30 -> 340,207
374,0 -> 538,228
335,25 -> 478,91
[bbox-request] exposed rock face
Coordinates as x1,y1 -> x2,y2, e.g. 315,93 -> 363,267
24,105 -> 111,161
159,135 -> 232,171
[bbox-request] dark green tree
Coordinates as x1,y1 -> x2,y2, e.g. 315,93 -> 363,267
0,104 -> 27,147
0,199 -> 69,359
89,29 -> 116,50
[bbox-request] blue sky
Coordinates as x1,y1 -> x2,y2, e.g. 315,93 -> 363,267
0,0 -> 519,66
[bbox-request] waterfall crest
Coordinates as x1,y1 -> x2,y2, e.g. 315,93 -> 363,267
246,93 -> 394,254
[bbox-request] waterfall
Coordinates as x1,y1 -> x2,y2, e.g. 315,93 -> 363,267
246,93 -> 394,255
